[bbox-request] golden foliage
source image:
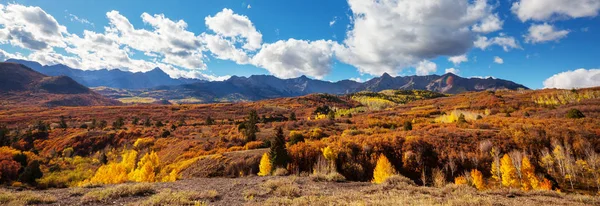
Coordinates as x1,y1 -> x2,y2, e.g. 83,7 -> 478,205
258,153 -> 272,176
372,154 -> 396,184
129,151 -> 160,182
88,150 -> 138,185
321,146 -> 336,161
471,169 -> 485,190
521,156 -> 539,191
454,176 -> 468,185
500,154 -> 519,188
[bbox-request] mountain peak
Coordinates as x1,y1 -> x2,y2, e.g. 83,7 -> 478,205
381,72 -> 392,78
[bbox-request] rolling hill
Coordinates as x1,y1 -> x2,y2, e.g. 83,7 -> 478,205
0,63 -> 121,107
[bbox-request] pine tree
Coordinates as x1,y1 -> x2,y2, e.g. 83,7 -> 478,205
289,112 -> 297,121
258,153 -> 272,176
269,127 -> 289,169
372,154 -> 396,184
242,110 -> 259,142
500,154 -> 519,188
59,116 -> 68,130
18,160 -> 43,185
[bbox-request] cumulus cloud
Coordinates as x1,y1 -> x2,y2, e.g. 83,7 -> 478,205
251,39 -> 336,79
494,56 -> 504,64
202,34 -> 250,64
415,60 -> 437,76
0,4 -> 67,50
474,35 -> 521,51
205,8 -> 262,51
472,13 -> 503,33
512,0 -> 600,22
525,23 -> 570,44
448,55 -> 468,65
543,69 -> 600,89
349,77 -> 364,82
445,68 -> 460,75
335,0 -> 498,76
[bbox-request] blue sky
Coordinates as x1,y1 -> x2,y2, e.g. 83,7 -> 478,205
0,0 -> 599,89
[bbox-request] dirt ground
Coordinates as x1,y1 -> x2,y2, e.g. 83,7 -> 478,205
3,176 -> 599,206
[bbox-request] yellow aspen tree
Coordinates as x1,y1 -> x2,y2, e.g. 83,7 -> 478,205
539,178 -> 552,190
490,147 -> 501,185
500,154 -> 519,188
88,149 -> 138,184
129,151 -> 160,182
372,154 -> 396,184
521,156 -> 539,191
454,176 -> 468,185
471,169 -> 485,190
258,153 -> 272,176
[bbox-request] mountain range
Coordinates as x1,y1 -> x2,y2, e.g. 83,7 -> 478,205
5,59 -> 202,90
1,60 -> 529,104
0,62 -> 120,107
97,72 -> 529,104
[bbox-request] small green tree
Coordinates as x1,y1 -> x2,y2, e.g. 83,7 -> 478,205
155,120 -> 164,127
113,117 -> 125,129
59,116 -> 68,130
132,117 -> 139,125
403,121 -> 412,131
240,110 -> 259,142
205,116 -> 215,125
289,112 -> 297,121
18,160 -> 43,185
457,113 -> 467,123
144,118 -> 152,127
269,127 -> 290,169
566,109 -> 585,119
327,110 -> 336,120
0,125 -> 9,146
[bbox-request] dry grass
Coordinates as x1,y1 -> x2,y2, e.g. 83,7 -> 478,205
0,190 -> 57,205
80,183 -> 155,203
261,178 -> 301,198
132,189 -> 219,206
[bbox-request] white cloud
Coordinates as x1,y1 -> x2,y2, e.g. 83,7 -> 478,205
445,68 -> 460,75
205,8 -> 262,51
472,13 -> 503,33
543,69 -> 600,89
329,16 -> 337,27
335,0 -> 498,76
525,23 -> 570,44
0,4 -> 68,50
247,4 -> 251,9
474,35 -> 521,51
202,33 -> 250,64
512,0 -> 600,22
251,39 -> 335,79
415,60 -> 437,76
448,55 -> 468,65
494,56 -> 504,64
68,13 -> 94,27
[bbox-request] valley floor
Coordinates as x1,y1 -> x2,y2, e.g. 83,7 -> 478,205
2,176 -> 599,206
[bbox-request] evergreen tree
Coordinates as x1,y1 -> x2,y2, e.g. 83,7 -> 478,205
132,117 -> 139,125
59,116 -> 68,130
18,160 -> 43,185
327,110 -> 336,120
241,110 -> 259,142
0,125 -> 9,146
144,118 -> 152,127
289,112 -> 297,121
205,116 -> 215,125
403,121 -> 412,131
269,127 -> 290,169
113,117 -> 125,129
